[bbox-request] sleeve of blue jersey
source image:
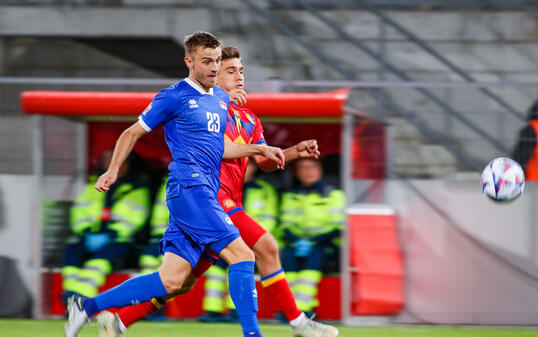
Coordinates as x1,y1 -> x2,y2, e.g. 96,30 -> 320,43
138,90 -> 177,132
217,86 -> 230,106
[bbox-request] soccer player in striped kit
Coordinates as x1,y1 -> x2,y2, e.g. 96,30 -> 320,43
97,46 -> 339,337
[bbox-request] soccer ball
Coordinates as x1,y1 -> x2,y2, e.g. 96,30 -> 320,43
481,157 -> 525,203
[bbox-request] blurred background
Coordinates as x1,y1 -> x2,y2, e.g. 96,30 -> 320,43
0,0 -> 537,330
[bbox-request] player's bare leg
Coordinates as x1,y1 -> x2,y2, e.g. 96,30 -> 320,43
97,247 -> 215,337
219,237 -> 255,264
98,274 -> 198,337
252,232 -> 282,276
253,233 -> 339,337
158,252 -> 193,294
67,239 -> 190,337
97,258 -> 197,337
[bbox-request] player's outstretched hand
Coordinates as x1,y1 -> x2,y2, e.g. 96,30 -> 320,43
296,139 -> 320,159
228,88 -> 247,106
261,145 -> 285,170
95,171 -> 117,192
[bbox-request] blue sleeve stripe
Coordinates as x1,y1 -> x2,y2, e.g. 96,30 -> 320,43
260,267 -> 284,282
256,140 -> 267,145
138,116 -> 152,132
227,207 -> 244,216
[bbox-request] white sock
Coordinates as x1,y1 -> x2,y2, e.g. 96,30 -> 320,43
118,318 -> 127,333
289,312 -> 306,328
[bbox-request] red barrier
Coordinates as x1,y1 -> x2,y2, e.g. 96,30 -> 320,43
352,122 -> 386,179
21,89 -> 349,118
347,205 -> 404,315
42,272 -> 342,320
43,272 -> 132,316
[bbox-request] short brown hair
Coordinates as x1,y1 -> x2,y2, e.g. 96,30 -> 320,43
184,31 -> 222,56
221,46 -> 241,60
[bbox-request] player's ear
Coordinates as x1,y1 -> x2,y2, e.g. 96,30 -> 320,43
184,55 -> 193,69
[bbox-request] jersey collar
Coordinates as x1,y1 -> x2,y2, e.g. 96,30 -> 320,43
185,78 -> 214,96
228,102 -> 239,115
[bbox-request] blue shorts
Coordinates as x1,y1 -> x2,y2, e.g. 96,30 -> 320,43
159,184 -> 240,268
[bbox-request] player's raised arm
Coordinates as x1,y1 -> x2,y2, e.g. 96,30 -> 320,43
94,122 -> 147,192
223,140 -> 285,169
254,139 -> 320,172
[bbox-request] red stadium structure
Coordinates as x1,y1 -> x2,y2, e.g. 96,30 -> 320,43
22,89 -> 402,321
21,89 -> 350,118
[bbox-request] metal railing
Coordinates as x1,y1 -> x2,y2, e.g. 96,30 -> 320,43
240,0 -> 488,171
0,0 -> 120,5
3,0 -> 536,9
363,4 -> 525,121
268,0 -> 538,10
296,0 -> 514,154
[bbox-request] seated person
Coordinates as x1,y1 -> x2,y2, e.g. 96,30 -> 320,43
279,158 -> 345,316
61,150 -> 150,301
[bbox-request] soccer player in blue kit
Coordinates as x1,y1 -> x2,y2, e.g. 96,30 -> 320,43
64,31 -> 284,337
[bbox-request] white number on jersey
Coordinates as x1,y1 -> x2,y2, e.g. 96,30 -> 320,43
206,112 -> 220,133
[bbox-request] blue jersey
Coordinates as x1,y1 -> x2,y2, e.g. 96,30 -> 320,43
138,78 -> 229,198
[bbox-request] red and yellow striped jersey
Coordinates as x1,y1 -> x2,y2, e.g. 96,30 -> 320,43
218,103 -> 266,213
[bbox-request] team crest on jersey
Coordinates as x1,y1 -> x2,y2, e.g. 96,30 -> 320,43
224,199 -> 236,208
220,101 -> 227,110
246,114 -> 255,124
142,103 -> 152,115
189,99 -> 198,108
225,216 -> 233,225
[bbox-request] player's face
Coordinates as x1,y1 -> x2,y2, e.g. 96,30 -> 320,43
185,46 -> 222,91
295,159 -> 323,186
217,58 -> 244,92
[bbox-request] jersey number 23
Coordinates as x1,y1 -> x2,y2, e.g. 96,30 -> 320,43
206,112 -> 220,133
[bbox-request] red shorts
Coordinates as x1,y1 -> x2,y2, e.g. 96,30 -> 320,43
190,208 -> 267,277
229,209 -> 267,248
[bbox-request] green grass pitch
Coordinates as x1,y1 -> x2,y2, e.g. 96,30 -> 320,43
1,319 -> 538,337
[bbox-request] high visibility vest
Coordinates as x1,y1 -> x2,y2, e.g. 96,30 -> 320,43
70,176 -> 150,242
150,178 -> 169,238
279,185 -> 345,239
525,121 -> 538,181
243,179 -> 278,235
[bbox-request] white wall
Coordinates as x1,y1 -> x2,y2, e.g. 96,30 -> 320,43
0,174 -> 84,318
350,178 -> 538,324
0,175 -> 40,313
